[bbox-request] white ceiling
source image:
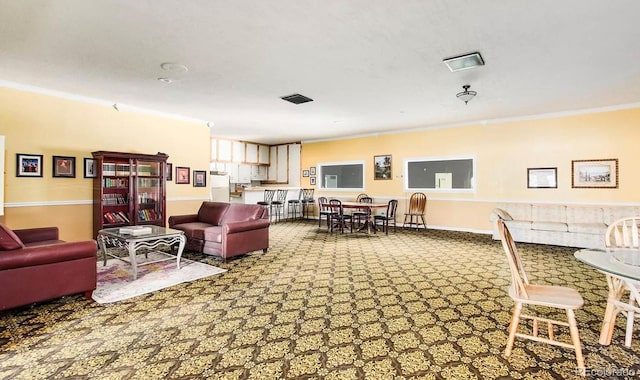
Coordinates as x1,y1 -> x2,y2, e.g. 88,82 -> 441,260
2,1 -> 640,144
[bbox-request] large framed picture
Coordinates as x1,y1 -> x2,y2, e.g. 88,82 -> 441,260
193,170 -> 207,187
571,158 -> 618,188
52,156 -> 76,178
84,158 -> 97,178
374,154 -> 392,180
16,153 -> 43,177
527,167 -> 557,189
176,166 -> 190,184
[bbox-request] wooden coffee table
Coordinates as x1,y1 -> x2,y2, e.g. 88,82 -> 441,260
97,226 -> 186,279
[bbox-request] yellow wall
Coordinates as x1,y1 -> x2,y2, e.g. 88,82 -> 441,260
0,86 -> 210,241
301,107 -> 640,233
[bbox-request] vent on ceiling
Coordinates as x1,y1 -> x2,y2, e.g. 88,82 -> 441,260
281,93 -> 313,104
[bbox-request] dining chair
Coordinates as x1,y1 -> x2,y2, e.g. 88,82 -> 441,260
374,199 -> 398,235
301,188 -> 315,219
605,216 -> 640,347
329,199 -> 352,233
496,218 -> 585,374
317,197 -> 333,229
352,196 -> 373,229
257,190 -> 276,222
403,192 -> 427,231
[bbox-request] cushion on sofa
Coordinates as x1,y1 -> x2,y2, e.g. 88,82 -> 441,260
172,222 -> 212,240
498,203 -> 531,221
532,204 -> 566,223
568,222 -> 607,234
0,225 -> 26,251
532,221 -> 568,232
566,206 -> 604,224
197,202 -> 230,226
203,226 -> 224,243
604,207 -> 640,225
223,204 -> 265,224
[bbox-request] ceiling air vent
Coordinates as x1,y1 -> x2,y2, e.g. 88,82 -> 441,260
281,93 -> 313,104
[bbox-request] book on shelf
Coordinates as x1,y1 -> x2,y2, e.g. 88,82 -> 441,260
102,163 -> 116,176
115,163 -> 130,176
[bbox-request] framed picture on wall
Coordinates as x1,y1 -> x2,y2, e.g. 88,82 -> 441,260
302,169 -> 310,177
374,154 -> 392,180
310,176 -> 316,185
16,153 -> 43,177
527,167 -> 557,188
309,166 -> 316,176
572,158 -> 618,188
84,158 -> 97,178
193,170 -> 207,187
176,166 -> 190,184
52,156 -> 76,178
166,163 -> 173,181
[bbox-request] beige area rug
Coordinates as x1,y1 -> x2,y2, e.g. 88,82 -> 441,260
92,251 -> 226,303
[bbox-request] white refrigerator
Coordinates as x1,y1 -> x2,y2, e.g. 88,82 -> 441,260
210,174 -> 230,202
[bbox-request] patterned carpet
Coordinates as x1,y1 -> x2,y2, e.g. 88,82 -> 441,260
1,221 -> 639,379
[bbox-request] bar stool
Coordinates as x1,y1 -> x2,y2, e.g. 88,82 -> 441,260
257,190 -> 276,222
271,189 -> 288,223
287,189 -> 303,221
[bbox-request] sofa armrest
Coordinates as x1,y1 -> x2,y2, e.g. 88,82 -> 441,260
490,208 -> 514,222
0,240 -> 97,271
168,214 -> 199,227
224,219 -> 270,234
13,227 -> 59,244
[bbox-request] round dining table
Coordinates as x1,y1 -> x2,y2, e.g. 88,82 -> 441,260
340,201 -> 388,234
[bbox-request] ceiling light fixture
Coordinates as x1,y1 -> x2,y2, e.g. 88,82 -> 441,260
456,85 -> 477,104
443,52 -> 484,72
157,77 -> 173,84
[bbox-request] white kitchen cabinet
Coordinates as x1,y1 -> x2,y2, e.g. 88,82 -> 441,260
245,143 -> 258,163
268,146 -> 278,181
288,143 -> 301,186
232,141 -> 245,163
210,138 -> 217,161
277,145 -> 288,183
218,139 -> 232,161
226,163 -> 239,183
251,165 -> 267,180
258,144 -> 270,165
238,164 -> 252,183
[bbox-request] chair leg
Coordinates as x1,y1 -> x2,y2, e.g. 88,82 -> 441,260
505,303 -> 522,356
566,309 -> 585,375
625,293 -> 636,347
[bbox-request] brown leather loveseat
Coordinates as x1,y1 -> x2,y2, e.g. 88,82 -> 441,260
0,225 -> 98,311
168,202 -> 270,260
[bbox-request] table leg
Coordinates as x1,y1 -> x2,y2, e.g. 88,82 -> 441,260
599,275 -> 625,345
128,241 -> 138,280
176,235 -> 186,269
98,234 -> 109,266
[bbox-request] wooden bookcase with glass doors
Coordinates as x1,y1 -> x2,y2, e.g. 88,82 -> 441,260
92,151 -> 168,238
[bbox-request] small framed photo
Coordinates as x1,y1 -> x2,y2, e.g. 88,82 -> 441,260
310,176 -> 316,185
84,158 -> 97,178
193,170 -> 207,187
16,153 -> 43,177
166,163 -> 173,181
572,158 -> 618,188
302,169 -> 310,178
374,154 -> 392,180
52,156 -> 76,178
527,167 -> 557,189
176,166 -> 190,184
309,166 -> 316,176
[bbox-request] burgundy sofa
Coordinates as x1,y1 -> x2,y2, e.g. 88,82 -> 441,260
0,225 -> 98,311
168,202 -> 270,260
